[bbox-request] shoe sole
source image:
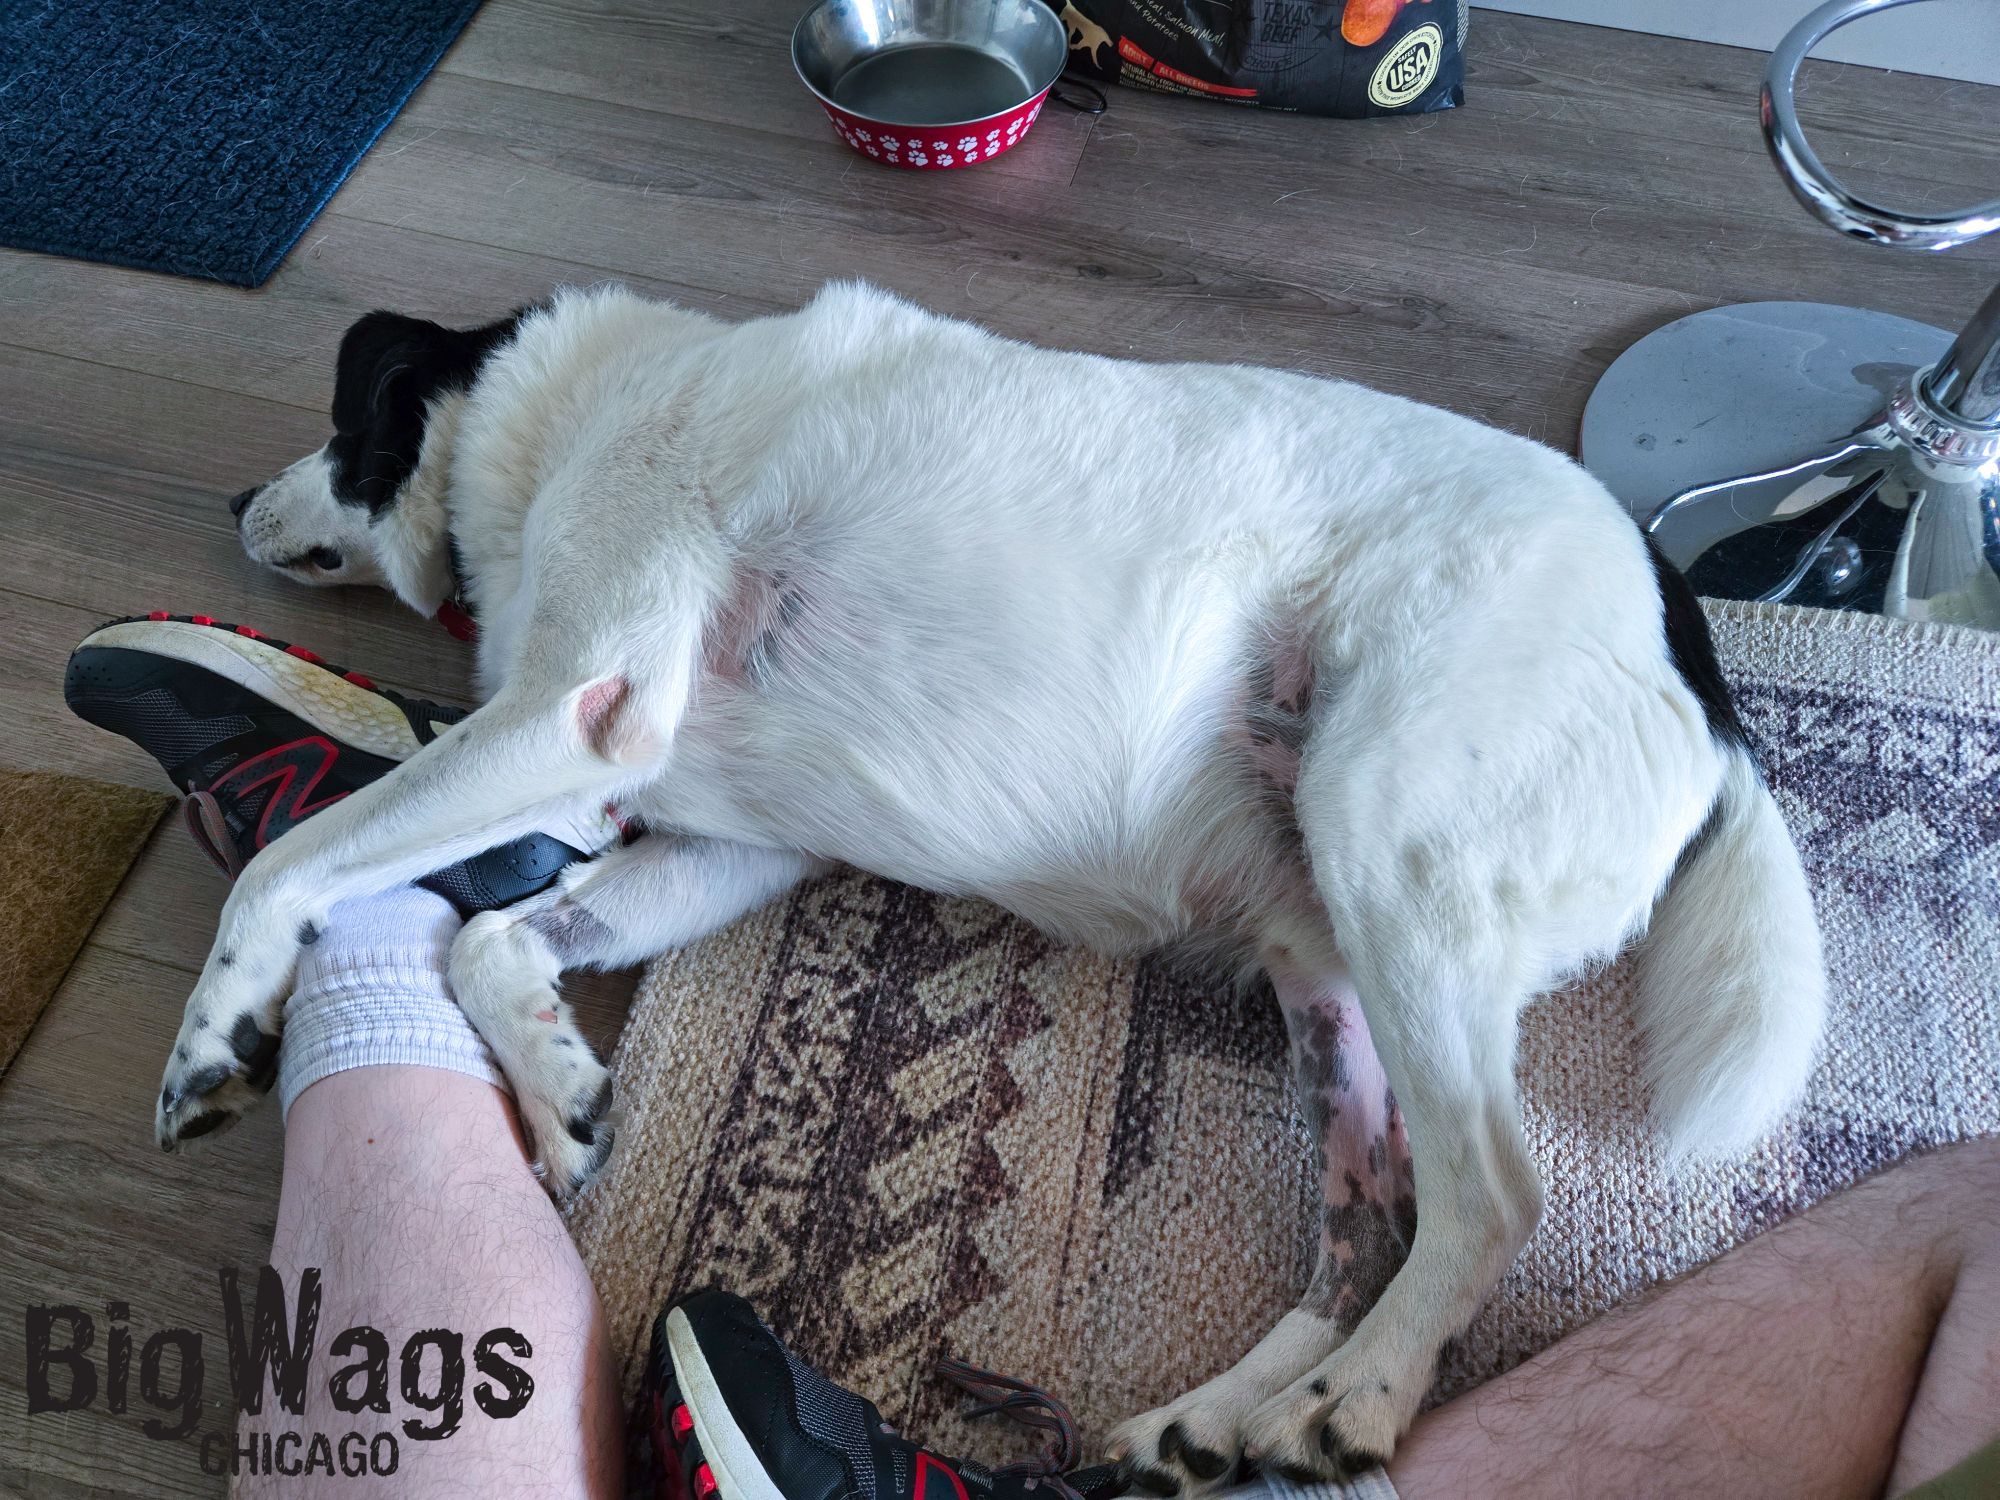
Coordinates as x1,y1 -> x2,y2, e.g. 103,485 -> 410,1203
666,1307 -> 789,1500
75,617 -> 426,762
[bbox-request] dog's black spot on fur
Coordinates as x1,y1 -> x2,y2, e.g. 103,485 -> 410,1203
1378,1382 -> 1390,1394
193,1013 -> 208,1030
327,305 -> 545,515
216,952 -> 234,967
1309,1377 -> 1329,1398
174,1044 -> 189,1063
228,1015 -> 281,1091
1644,532 -> 1749,753
297,921 -> 321,946
554,1034 -> 576,1048
176,1109 -> 233,1140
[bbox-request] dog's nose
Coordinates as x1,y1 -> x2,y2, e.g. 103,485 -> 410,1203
228,485 -> 262,519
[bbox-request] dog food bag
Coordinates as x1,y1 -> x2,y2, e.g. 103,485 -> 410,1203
1052,0 -> 1466,117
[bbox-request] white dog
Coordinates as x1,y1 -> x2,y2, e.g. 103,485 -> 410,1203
181,283 -> 1823,1481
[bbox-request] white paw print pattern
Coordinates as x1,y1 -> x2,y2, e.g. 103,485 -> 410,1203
908,149 -> 929,165
958,136 -> 979,153
937,152 -> 955,166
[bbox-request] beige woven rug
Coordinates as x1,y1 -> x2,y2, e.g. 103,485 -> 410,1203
572,599 -> 2000,1460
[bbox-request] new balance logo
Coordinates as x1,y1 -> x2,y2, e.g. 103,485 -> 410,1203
208,738 -> 349,849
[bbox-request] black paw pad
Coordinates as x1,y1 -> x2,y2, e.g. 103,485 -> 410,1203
1319,1427 -> 1386,1476
1269,1460 -> 1324,1486
229,1014 -> 281,1091
1159,1423 -> 1229,1481
564,1076 -> 614,1143
1124,1462 -> 1180,1496
163,1061 -> 236,1115
176,1109 -> 234,1140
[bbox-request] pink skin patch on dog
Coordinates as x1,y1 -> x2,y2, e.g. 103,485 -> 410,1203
1271,963 -> 1416,1333
576,676 -> 633,756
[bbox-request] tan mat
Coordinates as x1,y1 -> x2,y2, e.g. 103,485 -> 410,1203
0,770 -> 168,1078
572,600 -> 2000,1458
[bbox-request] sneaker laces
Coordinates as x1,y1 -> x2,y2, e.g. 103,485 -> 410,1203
934,1357 -> 1087,1500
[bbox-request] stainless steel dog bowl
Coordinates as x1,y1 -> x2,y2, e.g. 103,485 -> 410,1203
793,0 -> 1069,168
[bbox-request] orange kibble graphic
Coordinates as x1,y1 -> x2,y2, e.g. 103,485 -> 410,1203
1341,0 -> 1402,47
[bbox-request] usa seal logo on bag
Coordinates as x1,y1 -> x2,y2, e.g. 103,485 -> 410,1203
1368,22 -> 1443,108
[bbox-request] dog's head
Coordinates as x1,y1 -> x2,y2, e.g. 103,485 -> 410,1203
232,308 -> 532,614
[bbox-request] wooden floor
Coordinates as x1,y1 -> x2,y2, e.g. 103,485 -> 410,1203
1,3 -> 1996,1493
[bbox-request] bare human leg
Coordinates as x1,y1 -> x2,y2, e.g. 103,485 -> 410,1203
233,1064 -> 625,1498
1388,1136 -> 2000,1500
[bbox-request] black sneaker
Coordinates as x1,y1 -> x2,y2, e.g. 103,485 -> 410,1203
637,1290 -> 1126,1500
64,612 -> 613,913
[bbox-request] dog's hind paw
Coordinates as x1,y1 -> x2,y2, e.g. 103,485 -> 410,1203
525,1059 -> 618,1201
448,908 -> 618,1200
1242,1349 -> 1416,1483
1107,1388 -> 1258,1495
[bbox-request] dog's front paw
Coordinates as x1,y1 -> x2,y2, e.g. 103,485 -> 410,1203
1242,1350 -> 1420,1482
156,1008 -> 281,1149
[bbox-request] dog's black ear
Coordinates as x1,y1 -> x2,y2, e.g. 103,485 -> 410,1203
331,311 -> 475,435
324,308 -> 535,512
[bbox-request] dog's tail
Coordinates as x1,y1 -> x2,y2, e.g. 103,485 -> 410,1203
1635,749 -> 1826,1161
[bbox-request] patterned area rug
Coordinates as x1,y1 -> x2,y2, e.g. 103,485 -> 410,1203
572,600 -> 2000,1462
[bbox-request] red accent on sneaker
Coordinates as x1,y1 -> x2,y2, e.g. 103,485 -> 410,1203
671,1404 -> 693,1442
285,644 -> 323,663
648,1391 -> 681,1500
148,610 -> 169,621
916,1454 -> 971,1500
344,671 -> 376,689
190,615 -> 215,626
694,1463 -> 719,1500
236,625 -> 263,639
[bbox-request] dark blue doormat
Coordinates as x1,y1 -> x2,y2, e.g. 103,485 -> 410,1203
0,0 -> 484,287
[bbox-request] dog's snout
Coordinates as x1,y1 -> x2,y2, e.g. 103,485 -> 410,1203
228,485 -> 262,519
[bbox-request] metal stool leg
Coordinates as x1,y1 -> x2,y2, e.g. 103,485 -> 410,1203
1582,0 -> 2000,631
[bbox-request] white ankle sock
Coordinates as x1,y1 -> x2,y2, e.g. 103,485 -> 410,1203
277,885 -> 507,1119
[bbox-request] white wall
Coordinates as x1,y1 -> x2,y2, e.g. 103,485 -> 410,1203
1474,0 -> 2000,86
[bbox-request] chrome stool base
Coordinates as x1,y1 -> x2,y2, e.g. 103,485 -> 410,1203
1580,0 -> 2000,632
1581,302 -> 2000,629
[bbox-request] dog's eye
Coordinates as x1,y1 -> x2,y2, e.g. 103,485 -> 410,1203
308,547 -> 343,571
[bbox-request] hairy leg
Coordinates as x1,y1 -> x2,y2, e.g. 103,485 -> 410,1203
235,1066 -> 624,1498
1389,1137 -> 2000,1500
